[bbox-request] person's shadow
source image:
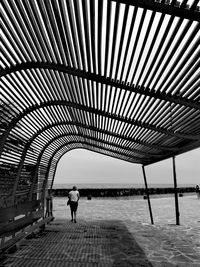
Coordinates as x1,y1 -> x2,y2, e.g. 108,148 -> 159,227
91,220 -> 153,266
1,219 -> 153,266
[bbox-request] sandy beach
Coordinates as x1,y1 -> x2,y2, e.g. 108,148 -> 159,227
2,193 -> 200,266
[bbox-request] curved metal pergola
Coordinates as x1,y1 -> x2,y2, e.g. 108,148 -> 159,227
0,0 -> 200,250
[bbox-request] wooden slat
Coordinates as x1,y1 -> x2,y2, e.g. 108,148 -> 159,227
115,0 -> 200,22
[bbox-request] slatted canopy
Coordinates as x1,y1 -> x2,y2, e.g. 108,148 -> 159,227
0,0 -> 200,207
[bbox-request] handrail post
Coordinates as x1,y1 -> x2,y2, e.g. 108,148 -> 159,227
142,165 -> 154,224
172,156 -> 180,225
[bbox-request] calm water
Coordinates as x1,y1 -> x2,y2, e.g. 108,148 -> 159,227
53,183 -> 195,189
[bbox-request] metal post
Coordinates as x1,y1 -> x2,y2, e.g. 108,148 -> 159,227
172,156 -> 180,225
142,165 -> 154,224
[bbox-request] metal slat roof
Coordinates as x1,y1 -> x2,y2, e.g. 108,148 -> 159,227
0,0 -> 200,189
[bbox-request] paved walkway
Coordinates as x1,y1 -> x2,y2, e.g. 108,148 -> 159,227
1,194 -> 200,266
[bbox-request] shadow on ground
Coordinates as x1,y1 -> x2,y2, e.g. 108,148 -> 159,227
1,219 -> 153,267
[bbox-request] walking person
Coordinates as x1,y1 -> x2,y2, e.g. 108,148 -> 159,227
68,186 -> 80,223
45,190 -> 53,218
195,184 -> 200,199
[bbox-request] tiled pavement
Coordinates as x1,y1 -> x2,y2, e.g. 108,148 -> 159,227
1,194 -> 200,266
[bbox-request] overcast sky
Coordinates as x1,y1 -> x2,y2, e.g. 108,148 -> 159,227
54,147 -> 200,185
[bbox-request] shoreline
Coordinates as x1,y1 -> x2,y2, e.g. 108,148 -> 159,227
51,186 -> 196,198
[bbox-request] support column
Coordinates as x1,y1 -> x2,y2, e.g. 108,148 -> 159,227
50,161 -> 59,189
142,165 -> 154,225
172,156 -> 180,225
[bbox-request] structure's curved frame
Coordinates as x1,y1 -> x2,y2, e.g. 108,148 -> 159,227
0,0 -> 200,251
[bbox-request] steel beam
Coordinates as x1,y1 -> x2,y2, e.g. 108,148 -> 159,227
144,140 -> 200,166
14,102 -> 200,140
1,101 -> 199,161
36,140 -> 147,194
16,132 -> 153,190
1,63 -> 200,110
172,156 -> 180,225
142,165 -> 154,224
14,121 -> 170,195
27,121 -> 177,152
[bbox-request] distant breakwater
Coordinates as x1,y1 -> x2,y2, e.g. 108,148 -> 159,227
51,187 -> 195,198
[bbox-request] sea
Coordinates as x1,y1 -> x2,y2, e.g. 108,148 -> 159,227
52,183 -> 195,189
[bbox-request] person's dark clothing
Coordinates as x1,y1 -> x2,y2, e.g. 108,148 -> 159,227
69,201 -> 78,212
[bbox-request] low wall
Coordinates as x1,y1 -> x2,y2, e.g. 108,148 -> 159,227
51,187 -> 195,198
